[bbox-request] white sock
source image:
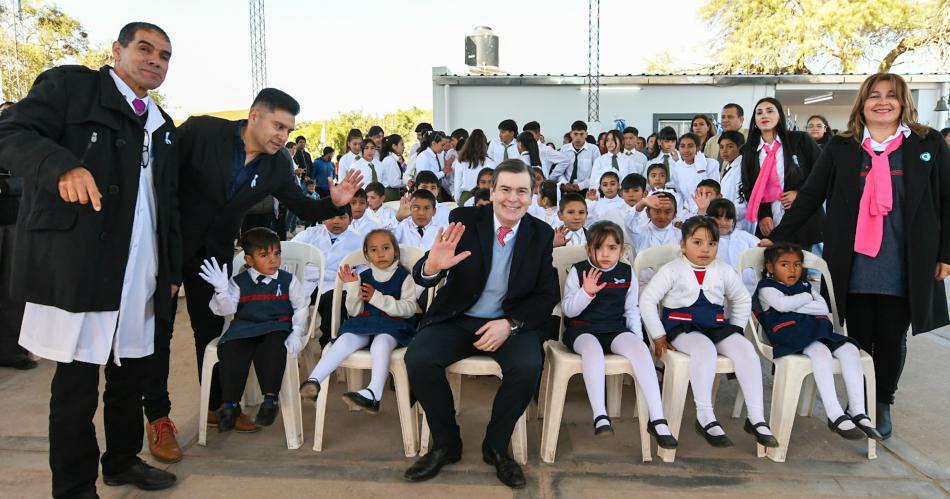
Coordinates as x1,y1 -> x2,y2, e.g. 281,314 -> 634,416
307,333 -> 369,383
671,332 -> 723,436
803,341 -> 854,429
573,334 -> 609,426
610,332 -> 670,436
361,334 -> 399,402
834,343 -> 868,421
717,334 -> 772,436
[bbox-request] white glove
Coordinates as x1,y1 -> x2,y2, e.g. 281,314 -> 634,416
284,333 -> 305,358
198,257 -> 230,293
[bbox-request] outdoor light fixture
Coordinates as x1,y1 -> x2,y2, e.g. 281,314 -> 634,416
934,95 -> 949,112
803,92 -> 834,105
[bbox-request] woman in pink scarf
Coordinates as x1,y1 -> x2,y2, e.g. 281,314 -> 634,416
764,73 -> 950,441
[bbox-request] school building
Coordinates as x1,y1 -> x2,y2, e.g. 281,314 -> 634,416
430,66 -> 950,138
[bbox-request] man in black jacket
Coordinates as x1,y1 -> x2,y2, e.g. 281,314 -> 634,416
403,160 -> 559,489
0,22 -> 179,497
141,87 -> 363,462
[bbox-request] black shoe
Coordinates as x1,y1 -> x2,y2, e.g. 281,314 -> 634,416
876,402 -> 893,440
103,460 -> 176,491
0,356 -> 37,370
217,404 -> 240,433
593,415 -> 614,437
342,389 -> 380,414
695,420 -> 733,448
482,443 -> 526,489
404,444 -> 463,482
743,419 -> 779,448
299,379 -> 320,402
850,413 -> 884,441
647,418 -> 678,449
826,414 -> 865,440
255,398 -> 279,426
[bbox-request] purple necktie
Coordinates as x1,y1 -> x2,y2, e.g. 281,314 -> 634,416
132,98 -> 146,116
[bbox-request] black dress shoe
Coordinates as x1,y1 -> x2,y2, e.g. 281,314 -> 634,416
0,356 -> 37,370
342,389 -> 380,414
850,413 -> 884,441
695,420 -> 733,448
482,443 -> 526,489
876,402 -> 893,440
743,419 -> 779,448
826,414 -> 865,440
255,399 -> 279,426
593,415 -> 614,437
404,444 -> 462,482
217,404 -> 241,433
103,460 -> 176,491
647,419 -> 678,449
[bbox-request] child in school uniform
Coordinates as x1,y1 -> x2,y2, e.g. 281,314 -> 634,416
516,131 -> 542,170
198,228 -> 310,431
716,131 -> 755,234
621,126 -> 648,175
348,189 -> 383,236
461,167 -> 495,207
644,163 -> 685,217
553,192 -> 589,247
522,120 -> 568,178
752,242 -> 882,441
640,217 -> 778,450
407,130 -> 451,188
411,171 -> 451,227
707,198 -> 759,291
586,171 -> 626,224
367,125 -> 384,161
487,119 -> 520,163
685,179 -> 722,218
337,129 -> 364,179
645,126 -> 680,171
551,120 -> 601,193
535,179 -> 561,227
365,182 -> 398,230
455,129 -> 497,203
625,191 -> 681,254
291,205 -> 363,346
299,229 -> 418,413
378,134 -> 406,201
350,139 -> 382,190
671,132 -> 720,215
590,130 -> 634,189
600,173 -> 647,243
472,188 -> 491,207
560,221 -> 678,447
393,189 -> 441,251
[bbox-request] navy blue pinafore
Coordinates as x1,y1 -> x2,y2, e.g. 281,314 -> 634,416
338,266 -> 417,346
661,269 -> 742,343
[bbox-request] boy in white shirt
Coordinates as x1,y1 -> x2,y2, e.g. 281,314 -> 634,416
348,189 -> 383,235
551,120 -> 601,192
337,129 -> 363,179
586,171 -> 626,224
626,191 -> 681,254
393,189 -> 441,251
670,132 -> 720,214
404,171 -> 451,228
487,119 -> 519,164
600,173 -> 647,243
364,182 -> 398,230
553,193 -> 589,247
686,179 -> 722,218
621,126 -> 648,174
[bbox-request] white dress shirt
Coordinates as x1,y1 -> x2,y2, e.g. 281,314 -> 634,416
590,151 -> 634,189
487,138 -> 519,164
719,155 -> 756,233
757,136 -> 786,225
587,195 -> 626,225
863,123 -> 912,152
378,153 -> 404,189
414,148 -> 445,180
20,70 -> 163,365
621,148 -> 648,175
368,205 -> 398,230
453,157 -> 497,200
291,225 -> 363,297
338,150 -> 361,178
671,152 -> 720,214
538,140 -> 568,178
551,143 -> 600,188
210,267 -> 310,339
349,212 -> 383,235
394,217 -> 440,251
562,260 -> 642,336
626,216 -> 681,253
349,157 -> 379,186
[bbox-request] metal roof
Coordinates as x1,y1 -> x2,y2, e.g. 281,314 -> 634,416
432,70 -> 950,86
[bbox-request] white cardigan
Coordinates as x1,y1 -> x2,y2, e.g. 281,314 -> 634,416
640,257 -> 752,340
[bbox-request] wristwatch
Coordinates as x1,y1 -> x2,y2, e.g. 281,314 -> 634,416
506,318 -> 524,336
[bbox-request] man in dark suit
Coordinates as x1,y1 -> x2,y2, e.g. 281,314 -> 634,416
293,135 -> 313,177
403,160 -> 559,489
141,88 -> 363,462
0,22 -> 179,497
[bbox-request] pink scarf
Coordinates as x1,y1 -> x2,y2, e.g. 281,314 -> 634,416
855,133 -> 904,257
744,141 -> 783,223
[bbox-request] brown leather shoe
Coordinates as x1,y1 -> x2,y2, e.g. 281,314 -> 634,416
146,418 -> 183,463
208,408 -> 260,432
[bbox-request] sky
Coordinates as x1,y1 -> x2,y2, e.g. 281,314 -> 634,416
50,0 -> 712,121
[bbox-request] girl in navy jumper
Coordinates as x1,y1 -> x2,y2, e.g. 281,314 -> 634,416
199,228 -> 310,432
561,222 -> 677,447
753,243 -> 882,440
299,229 -> 417,413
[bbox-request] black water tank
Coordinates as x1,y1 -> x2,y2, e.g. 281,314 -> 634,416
464,26 -> 499,69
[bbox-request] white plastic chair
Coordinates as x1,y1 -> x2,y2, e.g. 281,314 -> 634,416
539,245 -> 652,463
311,246 -> 424,456
738,247 -> 877,462
633,244 -> 753,462
198,241 -> 325,450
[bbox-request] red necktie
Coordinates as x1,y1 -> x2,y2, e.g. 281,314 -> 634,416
497,226 -> 512,247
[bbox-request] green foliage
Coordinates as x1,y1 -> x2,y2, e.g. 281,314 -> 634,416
294,107 -> 432,157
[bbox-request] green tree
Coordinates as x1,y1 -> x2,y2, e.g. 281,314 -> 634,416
294,107 -> 432,158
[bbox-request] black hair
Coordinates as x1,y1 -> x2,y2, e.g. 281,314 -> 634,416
522,121 -> 541,133
459,128 -> 489,168
657,126 -> 678,142
942,127 -> 950,138
718,130 -> 745,148
650,191 -> 677,213
807,114 -> 833,146
414,122 -> 433,133
294,135 -> 306,143
491,159 -> 536,192
368,125 -> 384,137
363,228 -> 401,262
450,128 -> 469,151
476,166 -> 494,184
585,136 -> 597,145
360,138 -> 376,151
621,173 -> 647,192
646,163 -> 670,182
346,128 -> 363,142
599,170 -> 621,185
563,132 -> 571,141
414,170 -> 440,188
322,146 -> 334,156
723,103 -> 745,118
379,134 -> 403,162
364,181 -> 385,197
680,215 -> 719,242
498,119 -> 518,133
516,131 -> 541,166
419,130 -> 447,153
559,192 -> 587,212
473,187 -> 491,202
240,227 -> 281,255
117,22 -> 170,47
539,179 -> 559,207
740,97 -> 791,203
706,198 -> 737,221
696,178 -> 721,195
587,220 -> 625,248
645,132 -> 659,159
677,132 -> 701,149
570,120 -> 588,132
622,126 -> 640,137
352,188 -> 367,201
251,88 -> 300,116
285,141 -> 296,149
409,188 -> 437,208
763,241 -> 805,278
335,203 -> 353,217
305,179 -> 315,186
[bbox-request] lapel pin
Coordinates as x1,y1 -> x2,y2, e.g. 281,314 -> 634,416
921,152 -> 932,162
275,283 -> 282,296
164,132 -> 171,145
251,174 -> 259,188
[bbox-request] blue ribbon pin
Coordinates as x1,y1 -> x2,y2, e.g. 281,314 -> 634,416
250,174 -> 259,188
921,152 -> 932,162
164,132 -> 171,145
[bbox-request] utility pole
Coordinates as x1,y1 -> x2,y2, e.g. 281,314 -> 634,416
249,0 -> 267,98
587,0 -> 600,123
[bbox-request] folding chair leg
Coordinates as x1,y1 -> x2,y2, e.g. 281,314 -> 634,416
606,374 -> 623,418
391,361 -> 419,457
198,351 -> 217,447
540,369 -> 571,463
344,368 -> 364,411
658,356 -> 690,463
797,375 -> 816,417
312,377 -> 331,451
863,357 -> 878,460
537,354 -> 551,420
766,363 -> 809,463
732,389 -> 745,419
633,381 -> 652,462
512,411 -> 528,465
279,356 -> 304,449
449,373 -> 462,416
419,411 -> 431,456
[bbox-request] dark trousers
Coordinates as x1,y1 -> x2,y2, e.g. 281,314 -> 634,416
50,355 -> 148,498
316,289 -> 345,348
405,316 -> 543,453
143,313 -> 176,422
218,331 -> 288,403
0,224 -> 26,362
846,293 -> 911,405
